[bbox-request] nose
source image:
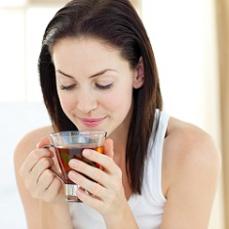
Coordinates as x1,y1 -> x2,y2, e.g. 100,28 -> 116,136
76,89 -> 97,113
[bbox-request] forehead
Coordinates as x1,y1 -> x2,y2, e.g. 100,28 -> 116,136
52,36 -> 121,60
52,36 -> 130,74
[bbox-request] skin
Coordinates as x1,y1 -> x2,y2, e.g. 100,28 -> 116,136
14,37 -> 221,229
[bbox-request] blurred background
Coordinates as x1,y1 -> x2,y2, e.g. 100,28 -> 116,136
0,0 -> 228,228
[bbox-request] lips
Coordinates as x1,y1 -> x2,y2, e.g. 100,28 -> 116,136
79,116 -> 107,127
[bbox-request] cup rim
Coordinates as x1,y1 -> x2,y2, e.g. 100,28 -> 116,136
50,130 -> 107,138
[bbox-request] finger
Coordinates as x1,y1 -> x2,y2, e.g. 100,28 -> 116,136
68,171 -> 107,200
36,136 -> 52,148
104,138 -> 114,159
43,178 -> 63,202
31,157 -> 54,184
36,136 -> 55,158
76,187 -> 103,210
20,148 -> 52,177
68,159 -> 110,187
82,149 -> 120,175
26,158 -> 54,191
36,169 -> 55,194
49,167 -> 64,183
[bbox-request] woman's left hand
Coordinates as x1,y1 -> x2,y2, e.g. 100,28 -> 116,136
68,138 -> 129,222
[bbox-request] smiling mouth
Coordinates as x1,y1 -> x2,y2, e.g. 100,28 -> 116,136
80,116 -> 107,127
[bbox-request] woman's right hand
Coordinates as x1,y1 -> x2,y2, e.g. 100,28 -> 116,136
19,138 -> 65,203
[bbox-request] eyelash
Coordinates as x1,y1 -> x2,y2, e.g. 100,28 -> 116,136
59,85 -> 75,90
95,83 -> 113,90
59,83 -> 113,90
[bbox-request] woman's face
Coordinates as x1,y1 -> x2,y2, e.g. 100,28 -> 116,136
52,37 -> 143,136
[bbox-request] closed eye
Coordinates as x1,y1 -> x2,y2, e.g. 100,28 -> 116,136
59,84 -> 75,90
59,83 -> 112,90
95,83 -> 113,90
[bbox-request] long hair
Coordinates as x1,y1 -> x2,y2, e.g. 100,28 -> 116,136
38,0 -> 162,194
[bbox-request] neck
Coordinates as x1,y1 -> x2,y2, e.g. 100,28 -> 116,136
109,126 -> 128,163
109,106 -> 133,163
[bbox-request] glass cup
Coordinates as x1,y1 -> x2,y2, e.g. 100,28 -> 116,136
46,130 -> 106,202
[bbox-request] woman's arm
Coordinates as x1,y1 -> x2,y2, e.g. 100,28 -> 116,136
14,127 -> 73,229
161,125 -> 221,229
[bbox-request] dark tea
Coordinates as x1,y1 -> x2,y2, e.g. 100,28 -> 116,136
55,145 -> 104,184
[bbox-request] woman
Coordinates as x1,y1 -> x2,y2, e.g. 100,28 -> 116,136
14,0 -> 221,228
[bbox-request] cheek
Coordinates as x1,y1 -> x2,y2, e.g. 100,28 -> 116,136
58,92 -> 75,114
102,88 -> 132,114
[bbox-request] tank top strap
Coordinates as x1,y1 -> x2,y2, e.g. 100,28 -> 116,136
144,109 -> 170,204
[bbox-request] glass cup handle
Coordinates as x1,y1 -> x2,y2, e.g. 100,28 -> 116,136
42,144 -> 64,182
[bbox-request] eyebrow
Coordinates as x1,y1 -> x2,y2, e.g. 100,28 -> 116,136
56,68 -> 117,79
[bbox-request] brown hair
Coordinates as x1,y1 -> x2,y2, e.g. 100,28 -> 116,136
38,0 -> 162,194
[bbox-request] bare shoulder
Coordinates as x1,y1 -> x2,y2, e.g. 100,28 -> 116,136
14,126 -> 53,158
14,125 -> 54,171
160,117 -> 222,227
162,117 -> 221,196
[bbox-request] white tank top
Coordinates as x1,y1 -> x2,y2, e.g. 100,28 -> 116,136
68,109 -> 169,229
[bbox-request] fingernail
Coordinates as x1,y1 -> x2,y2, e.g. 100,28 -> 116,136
69,159 -> 77,167
82,149 -> 90,157
68,171 -> 76,179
